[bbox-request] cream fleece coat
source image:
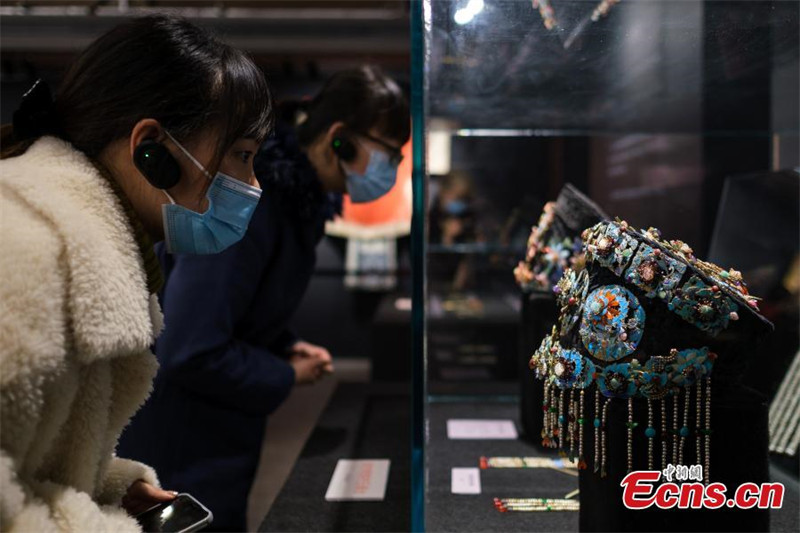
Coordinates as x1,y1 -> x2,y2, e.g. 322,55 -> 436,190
0,137 -> 164,532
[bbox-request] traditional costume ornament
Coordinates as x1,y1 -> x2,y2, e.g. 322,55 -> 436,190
529,219 -> 770,482
515,201 -> 583,291
531,0 -> 558,30
531,0 -> 621,30
591,0 -> 620,21
515,184 -> 606,292
625,243 -> 686,300
556,268 -> 590,334
494,497 -> 580,513
581,220 -> 760,333
579,285 -> 645,362
480,456 -> 578,472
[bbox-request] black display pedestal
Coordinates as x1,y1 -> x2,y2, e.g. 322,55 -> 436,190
579,384 -> 770,532
259,383 -> 410,532
427,397 -> 578,533
520,291 -> 558,444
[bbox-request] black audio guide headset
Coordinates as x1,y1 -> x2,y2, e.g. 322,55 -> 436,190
133,139 -> 181,190
331,136 -> 357,162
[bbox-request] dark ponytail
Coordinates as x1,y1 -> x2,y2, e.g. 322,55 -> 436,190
290,65 -> 409,147
2,14 -> 274,169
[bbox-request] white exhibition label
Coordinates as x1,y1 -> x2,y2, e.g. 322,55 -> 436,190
325,459 -> 391,501
446,419 -> 519,440
451,467 -> 482,494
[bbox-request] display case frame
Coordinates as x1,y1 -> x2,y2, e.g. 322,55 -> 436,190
410,1 -> 799,531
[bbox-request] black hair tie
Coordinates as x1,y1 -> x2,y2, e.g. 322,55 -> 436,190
13,79 -> 58,140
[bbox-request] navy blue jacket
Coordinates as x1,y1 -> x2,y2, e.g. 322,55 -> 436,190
119,125 -> 332,531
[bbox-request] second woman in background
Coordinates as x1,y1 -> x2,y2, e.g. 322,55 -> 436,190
119,65 -> 409,531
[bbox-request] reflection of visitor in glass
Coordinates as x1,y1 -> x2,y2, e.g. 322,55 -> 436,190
430,171 -> 478,245
430,171 -> 481,291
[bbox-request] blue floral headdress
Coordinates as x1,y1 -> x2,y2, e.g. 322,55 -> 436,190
529,219 -> 772,479
515,184 -> 607,292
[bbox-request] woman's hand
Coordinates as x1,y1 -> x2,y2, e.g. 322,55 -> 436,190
289,354 -> 329,385
290,341 -> 334,374
122,480 -> 177,516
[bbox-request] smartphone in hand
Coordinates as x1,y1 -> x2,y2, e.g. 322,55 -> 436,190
135,493 -> 213,533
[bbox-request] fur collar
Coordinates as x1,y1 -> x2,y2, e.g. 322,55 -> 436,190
0,136 -> 158,364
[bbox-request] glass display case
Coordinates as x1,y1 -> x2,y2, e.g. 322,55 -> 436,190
410,0 -> 799,531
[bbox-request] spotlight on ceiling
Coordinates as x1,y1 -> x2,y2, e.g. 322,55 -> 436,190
454,0 -> 485,26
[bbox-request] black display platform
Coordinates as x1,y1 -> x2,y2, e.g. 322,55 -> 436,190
520,291 -> 558,444
373,292 -> 522,382
579,385 -> 800,533
260,383 -> 797,532
426,293 -> 521,381
427,399 -> 579,532
259,383 -> 410,532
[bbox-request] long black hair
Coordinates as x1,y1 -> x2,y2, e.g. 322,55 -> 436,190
2,14 -> 273,171
284,65 -> 409,147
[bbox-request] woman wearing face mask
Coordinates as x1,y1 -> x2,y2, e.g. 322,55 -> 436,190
429,171 -> 480,291
118,65 -> 409,531
0,15 -> 272,532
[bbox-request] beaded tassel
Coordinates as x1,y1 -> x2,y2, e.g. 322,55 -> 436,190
494,497 -> 580,512
600,397 -> 610,477
679,386 -> 691,466
672,390 -> 680,465
532,0 -> 558,31
558,388 -> 566,452
551,385 -> 559,448
646,399 -> 654,470
542,381 -> 550,446
578,389 -> 586,469
696,380 -> 703,470
568,389 -> 576,461
704,377 -> 712,483
626,397 -> 634,472
544,384 -> 555,448
547,384 -> 558,448
660,398 -> 668,471
593,388 -> 601,473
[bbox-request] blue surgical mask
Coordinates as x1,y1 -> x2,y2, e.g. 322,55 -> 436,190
444,199 -> 469,216
345,148 -> 398,203
161,131 -> 261,255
